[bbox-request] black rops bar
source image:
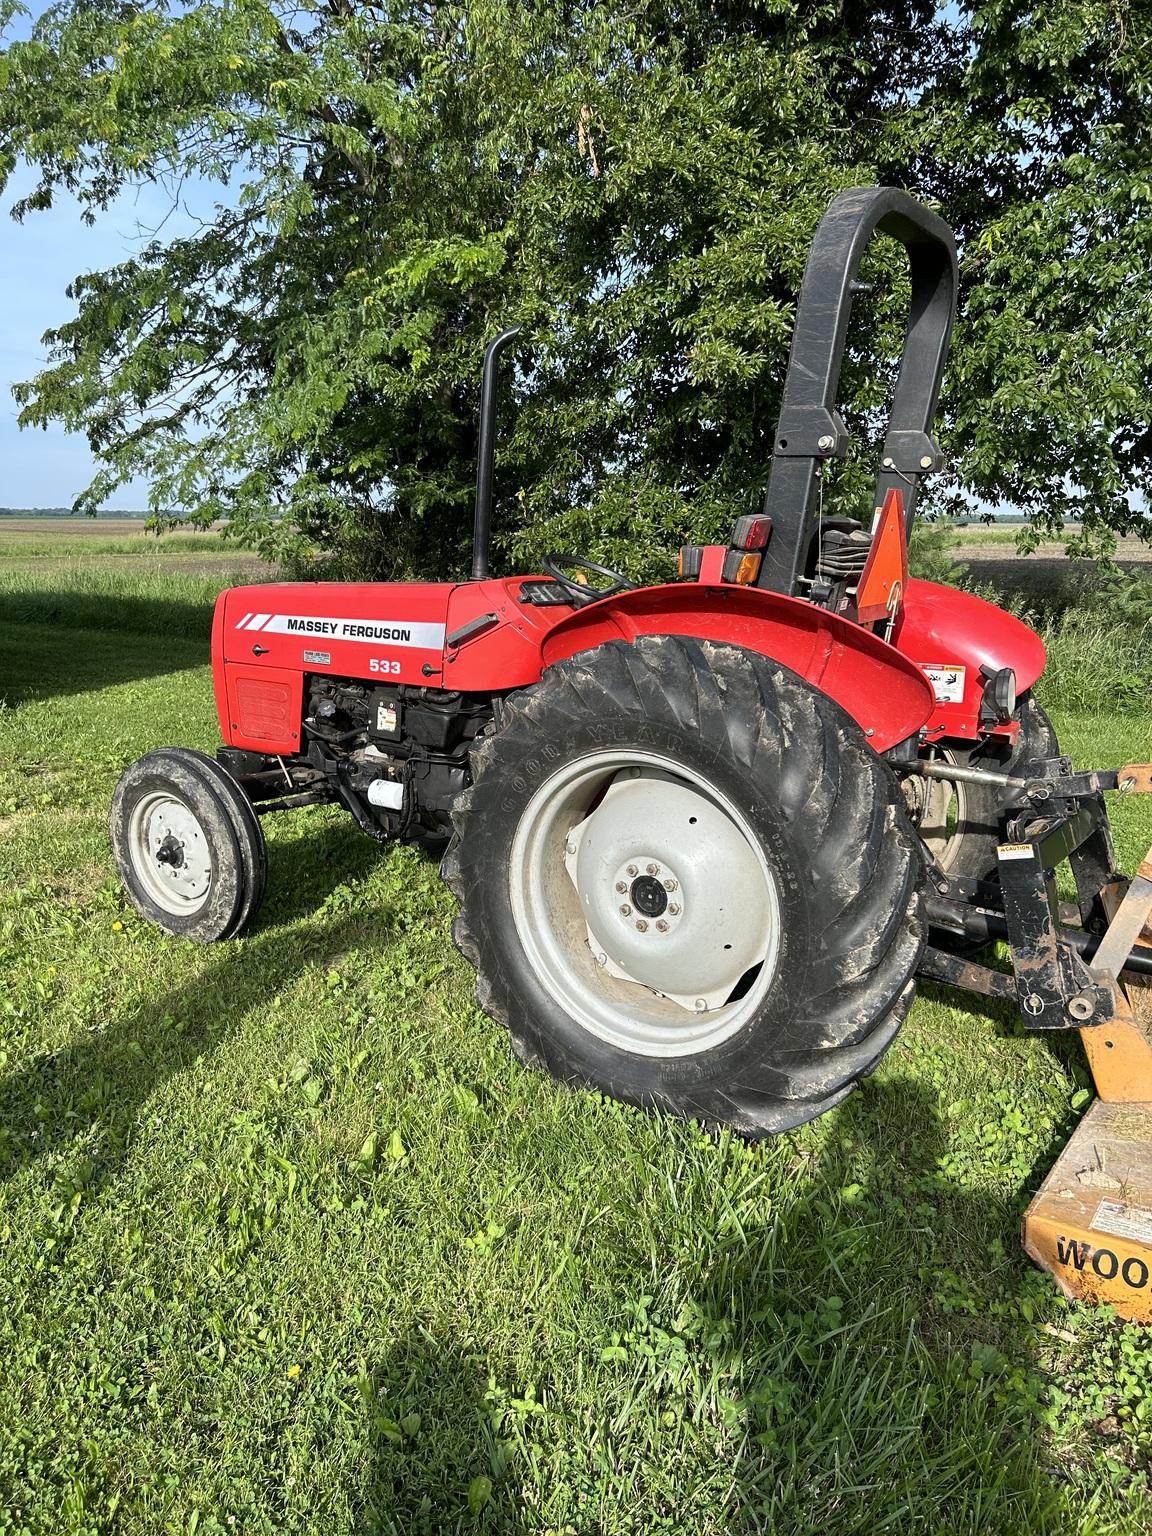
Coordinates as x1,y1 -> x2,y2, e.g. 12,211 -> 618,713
757,187 -> 958,599
471,324 -> 522,581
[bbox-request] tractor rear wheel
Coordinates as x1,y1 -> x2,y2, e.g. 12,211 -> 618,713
443,635 -> 925,1136
110,748 -> 267,941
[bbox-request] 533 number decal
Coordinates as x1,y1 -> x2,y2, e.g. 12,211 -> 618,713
369,658 -> 402,675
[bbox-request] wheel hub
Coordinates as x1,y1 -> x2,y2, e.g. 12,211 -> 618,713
563,768 -> 773,1012
155,833 -> 186,870
510,750 -> 782,1058
129,793 -> 213,913
629,873 -> 668,918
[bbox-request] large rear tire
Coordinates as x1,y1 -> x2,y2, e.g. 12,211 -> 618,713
442,635 -> 926,1136
110,748 -> 267,941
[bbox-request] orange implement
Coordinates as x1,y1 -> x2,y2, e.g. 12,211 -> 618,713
1023,873 -> 1152,1321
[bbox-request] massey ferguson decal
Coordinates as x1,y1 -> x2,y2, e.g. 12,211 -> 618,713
235,613 -> 446,649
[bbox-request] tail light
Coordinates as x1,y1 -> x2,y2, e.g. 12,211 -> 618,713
729,515 -> 772,551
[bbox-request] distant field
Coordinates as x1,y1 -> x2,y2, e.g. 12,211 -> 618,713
926,526 -> 1152,609
958,530 -> 1152,561
0,517 -> 270,583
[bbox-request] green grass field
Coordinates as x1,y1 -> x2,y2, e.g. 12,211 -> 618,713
1,524 -> 1151,1534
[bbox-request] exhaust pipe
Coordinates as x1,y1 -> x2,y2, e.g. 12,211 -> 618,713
471,324 -> 522,581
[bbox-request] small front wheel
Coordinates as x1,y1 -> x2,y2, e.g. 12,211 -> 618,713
110,748 -> 267,941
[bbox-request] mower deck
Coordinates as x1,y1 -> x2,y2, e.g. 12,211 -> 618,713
1025,1099 -> 1152,1321
1024,942 -> 1152,1321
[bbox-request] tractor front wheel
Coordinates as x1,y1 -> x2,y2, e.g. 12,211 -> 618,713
110,748 -> 267,941
443,635 -> 925,1136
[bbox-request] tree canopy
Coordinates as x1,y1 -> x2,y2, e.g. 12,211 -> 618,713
1,0 -> 1150,579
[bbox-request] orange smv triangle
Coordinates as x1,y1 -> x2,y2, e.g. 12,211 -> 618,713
855,487 -> 909,624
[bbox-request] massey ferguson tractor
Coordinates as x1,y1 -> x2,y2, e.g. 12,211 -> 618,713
111,188 -> 1152,1319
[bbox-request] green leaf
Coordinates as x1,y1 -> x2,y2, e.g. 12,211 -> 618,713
467,1475 -> 492,1516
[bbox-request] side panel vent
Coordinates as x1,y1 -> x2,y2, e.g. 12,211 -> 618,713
224,664 -> 302,752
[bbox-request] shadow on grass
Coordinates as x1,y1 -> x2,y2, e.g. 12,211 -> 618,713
0,795 -> 409,1195
261,813 -> 389,927
0,911 -> 378,1196
1,587 -> 214,642
355,1337 -> 527,1536
919,975 -> 1089,1190
696,1075 -> 1062,1532
0,615 -> 207,706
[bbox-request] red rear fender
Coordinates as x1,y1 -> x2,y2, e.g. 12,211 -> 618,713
892,579 -> 1046,741
539,584 -> 935,753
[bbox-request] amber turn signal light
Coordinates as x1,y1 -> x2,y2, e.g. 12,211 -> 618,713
721,550 -> 762,584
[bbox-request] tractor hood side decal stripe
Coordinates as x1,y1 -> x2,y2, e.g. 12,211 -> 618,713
238,614 -> 447,649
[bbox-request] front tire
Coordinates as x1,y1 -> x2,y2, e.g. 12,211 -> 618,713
110,748 -> 267,941
443,635 -> 925,1136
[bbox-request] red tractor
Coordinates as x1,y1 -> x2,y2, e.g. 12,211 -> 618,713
112,189 -> 1152,1315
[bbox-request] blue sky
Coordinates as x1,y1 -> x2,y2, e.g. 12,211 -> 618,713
1,3 -> 217,509
0,164 -> 207,509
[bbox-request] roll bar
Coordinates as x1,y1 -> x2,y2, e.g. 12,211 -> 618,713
471,324 -> 522,581
755,187 -> 958,598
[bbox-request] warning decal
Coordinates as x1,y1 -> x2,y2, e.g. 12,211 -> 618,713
922,663 -> 967,704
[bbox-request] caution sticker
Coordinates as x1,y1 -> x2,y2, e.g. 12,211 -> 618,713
1091,1198 -> 1152,1245
997,842 -> 1036,861
922,663 -> 966,704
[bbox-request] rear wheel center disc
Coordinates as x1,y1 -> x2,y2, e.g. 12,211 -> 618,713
509,751 -> 781,1058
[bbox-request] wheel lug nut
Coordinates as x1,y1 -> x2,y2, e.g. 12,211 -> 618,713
626,864 -> 638,877
694,998 -> 707,1012
663,878 -> 677,892
566,841 -> 576,855
615,881 -> 628,893
635,920 -> 648,932
619,904 -> 632,917
655,920 -> 668,933
646,863 -> 659,875
668,902 -> 680,916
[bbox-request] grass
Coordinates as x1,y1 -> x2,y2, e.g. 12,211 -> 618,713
1,529 -> 1151,1533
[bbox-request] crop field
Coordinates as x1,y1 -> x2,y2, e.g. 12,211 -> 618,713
0,518 -> 1150,1534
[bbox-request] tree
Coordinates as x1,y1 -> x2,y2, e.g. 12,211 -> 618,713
1,0 -> 1150,580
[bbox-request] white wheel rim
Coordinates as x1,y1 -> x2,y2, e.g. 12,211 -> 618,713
508,750 -> 781,1058
127,791 -> 213,916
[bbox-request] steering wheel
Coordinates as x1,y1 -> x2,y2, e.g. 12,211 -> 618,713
541,553 -> 637,608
